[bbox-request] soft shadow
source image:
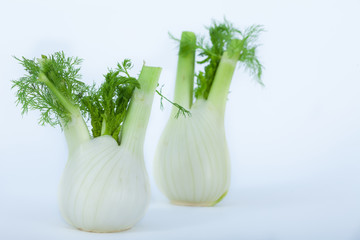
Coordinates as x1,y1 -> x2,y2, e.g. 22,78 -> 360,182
133,201 -> 221,233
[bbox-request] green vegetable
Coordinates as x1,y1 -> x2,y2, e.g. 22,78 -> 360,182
154,19 -> 264,206
12,52 -> 161,232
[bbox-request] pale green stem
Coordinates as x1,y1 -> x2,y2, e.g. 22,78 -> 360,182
38,73 -> 78,115
207,39 -> 242,116
62,111 -> 91,155
120,65 -> 162,152
39,72 -> 90,154
101,119 -> 107,135
172,31 -> 196,113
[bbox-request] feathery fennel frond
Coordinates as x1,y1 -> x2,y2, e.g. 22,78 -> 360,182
195,20 -> 264,99
156,85 -> 191,118
81,59 -> 140,142
238,25 -> 264,84
12,52 -> 86,127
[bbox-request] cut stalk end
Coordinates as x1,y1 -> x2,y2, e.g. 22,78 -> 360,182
207,39 -> 242,115
173,31 -> 196,110
120,65 -> 162,150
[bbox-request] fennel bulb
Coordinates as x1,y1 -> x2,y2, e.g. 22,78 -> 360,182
155,99 -> 230,206
59,136 -> 149,232
13,53 -> 160,232
154,20 -> 264,206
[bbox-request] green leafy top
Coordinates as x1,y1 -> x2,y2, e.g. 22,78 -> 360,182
12,53 -> 142,144
195,20 -> 264,99
170,20 -> 264,101
13,52 -> 190,144
81,60 -> 140,141
12,52 -> 86,126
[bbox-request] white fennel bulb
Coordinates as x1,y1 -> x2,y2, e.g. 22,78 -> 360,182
155,99 -> 230,206
59,136 -> 150,232
13,53 -> 160,232
154,21 -> 264,206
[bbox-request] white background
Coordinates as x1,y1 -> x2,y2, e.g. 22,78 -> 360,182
1,0 -> 360,239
